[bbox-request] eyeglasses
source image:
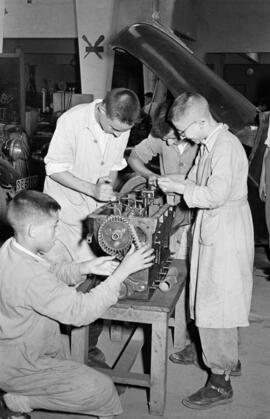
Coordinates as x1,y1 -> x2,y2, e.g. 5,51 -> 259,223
176,121 -> 197,140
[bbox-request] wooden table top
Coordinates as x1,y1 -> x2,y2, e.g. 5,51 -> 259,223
102,259 -> 187,314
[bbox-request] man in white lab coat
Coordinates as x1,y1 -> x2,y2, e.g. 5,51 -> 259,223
44,88 -> 140,262
158,92 -> 254,410
43,88 -> 140,364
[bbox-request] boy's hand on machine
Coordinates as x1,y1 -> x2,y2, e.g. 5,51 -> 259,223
80,256 -> 119,276
118,244 -> 155,277
95,176 -> 116,202
158,176 -> 184,195
148,174 -> 160,187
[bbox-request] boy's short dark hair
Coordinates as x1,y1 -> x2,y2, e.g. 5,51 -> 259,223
151,100 -> 177,139
7,190 -> 61,232
103,88 -> 140,125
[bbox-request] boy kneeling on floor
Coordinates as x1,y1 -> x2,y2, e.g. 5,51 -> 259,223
0,190 -> 154,419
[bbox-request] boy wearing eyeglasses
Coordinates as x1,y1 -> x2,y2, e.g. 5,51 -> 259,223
128,100 -> 199,260
158,92 -> 254,410
128,100 -> 198,358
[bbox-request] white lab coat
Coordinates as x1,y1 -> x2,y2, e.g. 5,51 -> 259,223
44,100 -> 130,260
183,124 -> 254,328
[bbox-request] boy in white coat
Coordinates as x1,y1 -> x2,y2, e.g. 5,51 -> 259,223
158,92 -> 254,410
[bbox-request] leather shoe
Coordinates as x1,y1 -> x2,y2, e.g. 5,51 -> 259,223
169,343 -> 197,365
182,382 -> 233,410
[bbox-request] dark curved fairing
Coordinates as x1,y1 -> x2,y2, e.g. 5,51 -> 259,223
111,22 -> 268,243
111,22 -> 258,132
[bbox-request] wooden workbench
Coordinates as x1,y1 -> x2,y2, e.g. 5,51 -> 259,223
70,260 -> 187,416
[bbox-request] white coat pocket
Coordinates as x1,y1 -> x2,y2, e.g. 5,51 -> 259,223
199,210 -> 220,246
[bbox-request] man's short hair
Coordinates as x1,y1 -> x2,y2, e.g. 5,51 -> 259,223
7,190 -> 61,232
103,88 -> 140,125
168,92 -> 210,122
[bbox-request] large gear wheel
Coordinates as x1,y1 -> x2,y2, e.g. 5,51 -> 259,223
98,215 -> 134,260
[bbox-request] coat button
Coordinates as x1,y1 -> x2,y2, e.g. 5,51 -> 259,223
93,139 -> 98,143
101,161 -> 104,165
179,162 -> 184,167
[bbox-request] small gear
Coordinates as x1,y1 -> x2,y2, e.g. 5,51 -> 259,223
98,215 -> 133,259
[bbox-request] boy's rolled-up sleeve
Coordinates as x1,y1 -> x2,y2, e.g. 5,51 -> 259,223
44,116 -> 75,176
110,131 -> 130,171
110,158 -> 127,171
130,135 -> 162,164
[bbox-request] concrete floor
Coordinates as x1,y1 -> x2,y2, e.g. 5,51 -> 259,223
31,245 -> 270,419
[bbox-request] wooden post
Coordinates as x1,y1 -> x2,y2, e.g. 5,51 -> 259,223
149,315 -> 168,415
70,326 -> 89,364
172,284 -> 187,349
75,0 -> 119,99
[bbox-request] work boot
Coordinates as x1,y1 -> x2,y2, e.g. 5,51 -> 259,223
182,373 -> 233,410
169,343 -> 197,365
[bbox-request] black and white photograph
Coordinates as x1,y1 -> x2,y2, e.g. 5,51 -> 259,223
0,1 -> 269,419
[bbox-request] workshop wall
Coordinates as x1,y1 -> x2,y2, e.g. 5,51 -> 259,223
194,0 -> 270,57
3,0 -> 270,101
4,1 -> 270,54
74,0 -> 174,98
3,0 -> 76,38
3,38 -> 79,110
2,0 -> 174,98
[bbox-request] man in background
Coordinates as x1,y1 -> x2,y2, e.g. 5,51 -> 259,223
143,91 -> 158,120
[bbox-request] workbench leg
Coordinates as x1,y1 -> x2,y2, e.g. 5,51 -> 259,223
110,321 -> 123,342
149,316 -> 168,415
173,285 -> 187,349
70,325 -> 89,364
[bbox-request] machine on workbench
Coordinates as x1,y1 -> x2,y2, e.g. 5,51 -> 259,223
86,183 -> 177,300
